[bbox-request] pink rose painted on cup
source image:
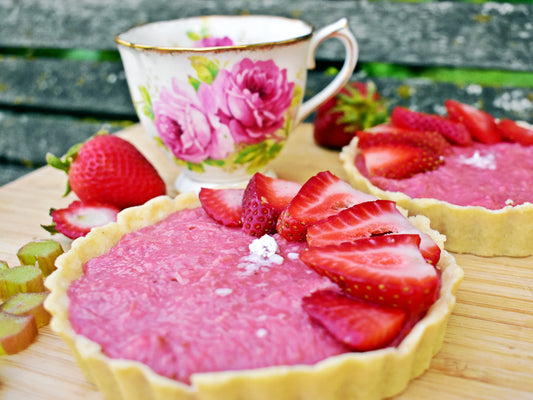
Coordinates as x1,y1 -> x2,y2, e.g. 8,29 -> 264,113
194,36 -> 234,48
153,79 -> 234,164
212,58 -> 295,144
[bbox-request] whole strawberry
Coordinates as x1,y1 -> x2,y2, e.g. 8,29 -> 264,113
313,81 -> 389,150
47,132 -> 166,209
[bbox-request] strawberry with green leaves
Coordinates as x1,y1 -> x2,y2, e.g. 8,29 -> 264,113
45,132 -> 166,239
47,132 -> 166,210
313,81 -> 389,150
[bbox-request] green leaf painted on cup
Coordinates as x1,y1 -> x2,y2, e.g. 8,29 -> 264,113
233,140 -> 286,175
187,31 -> 202,41
189,56 -> 219,84
268,142 -> 284,159
139,85 -> 152,107
186,162 -> 205,174
142,105 -> 154,120
204,159 -> 226,167
138,85 -> 154,119
188,76 -> 201,92
234,142 -> 268,165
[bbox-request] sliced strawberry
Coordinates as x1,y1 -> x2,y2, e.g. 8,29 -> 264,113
198,188 -> 244,227
306,199 -> 441,265
396,227 -> 441,266
276,171 -> 376,241
299,234 -> 439,313
358,123 -> 452,156
496,119 -> 533,146
313,81 -> 389,150
360,142 -> 443,179
241,173 -> 302,236
391,106 -> 472,146
445,100 -> 501,144
302,289 -> 406,351
43,201 -> 120,239
306,200 -> 410,247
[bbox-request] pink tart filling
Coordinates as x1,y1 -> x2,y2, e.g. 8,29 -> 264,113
356,142 -> 533,210
68,208 -> 349,384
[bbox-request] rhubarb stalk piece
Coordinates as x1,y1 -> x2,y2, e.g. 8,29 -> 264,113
1,292 -> 51,327
0,312 -> 38,355
17,240 -> 64,277
0,265 -> 45,300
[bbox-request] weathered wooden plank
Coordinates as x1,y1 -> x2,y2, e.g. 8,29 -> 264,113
0,110 -> 131,166
0,0 -> 532,71
0,164 -> 35,186
373,78 -> 533,123
2,74 -> 532,186
0,56 -> 135,117
2,55 -> 532,124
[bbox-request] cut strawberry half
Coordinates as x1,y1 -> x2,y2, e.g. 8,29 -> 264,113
306,200 -> 410,247
241,173 -> 302,236
302,289 -> 406,351
360,142 -> 443,179
396,227 -> 441,266
199,188 -> 244,227
43,201 -> 120,239
358,124 -> 452,156
391,106 -> 472,146
496,119 -> 533,146
276,171 -> 376,241
299,234 -> 439,313
445,100 -> 501,144
306,199 -> 441,265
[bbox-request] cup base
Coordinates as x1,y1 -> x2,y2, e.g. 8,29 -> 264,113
174,169 -> 276,194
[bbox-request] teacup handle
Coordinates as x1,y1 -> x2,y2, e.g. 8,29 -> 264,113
295,18 -> 359,125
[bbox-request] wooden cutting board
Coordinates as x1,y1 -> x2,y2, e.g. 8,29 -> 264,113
0,124 -> 532,399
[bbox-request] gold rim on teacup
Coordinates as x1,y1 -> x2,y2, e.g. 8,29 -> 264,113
115,15 -> 315,53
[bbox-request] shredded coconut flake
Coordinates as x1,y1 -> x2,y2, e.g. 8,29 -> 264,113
236,235 -> 284,276
458,151 -> 496,170
287,252 -> 300,260
255,328 -> 268,338
215,288 -> 233,297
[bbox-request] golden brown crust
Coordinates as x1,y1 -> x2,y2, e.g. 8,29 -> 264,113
45,192 -> 463,400
341,138 -> 533,257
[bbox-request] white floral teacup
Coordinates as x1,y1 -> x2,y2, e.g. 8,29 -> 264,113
116,15 -> 358,192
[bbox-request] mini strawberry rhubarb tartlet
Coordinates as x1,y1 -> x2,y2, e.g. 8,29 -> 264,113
45,171 -> 463,400
341,101 -> 533,256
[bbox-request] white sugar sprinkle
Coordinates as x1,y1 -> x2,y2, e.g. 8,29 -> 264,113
215,288 -> 233,297
458,151 -> 496,170
255,328 -> 268,338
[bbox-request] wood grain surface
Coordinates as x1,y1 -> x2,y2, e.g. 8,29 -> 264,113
0,124 -> 532,399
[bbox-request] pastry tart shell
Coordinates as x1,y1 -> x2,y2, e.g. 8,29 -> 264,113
341,138 -> 533,257
45,192 -> 463,400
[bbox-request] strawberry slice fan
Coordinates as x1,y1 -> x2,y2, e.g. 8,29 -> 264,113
199,170 -> 445,350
